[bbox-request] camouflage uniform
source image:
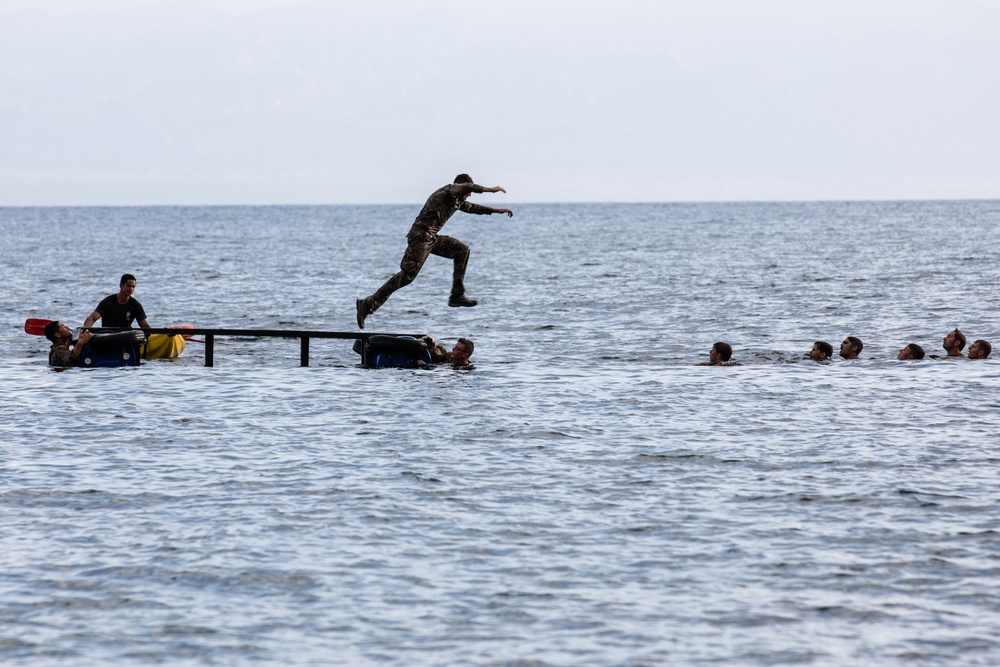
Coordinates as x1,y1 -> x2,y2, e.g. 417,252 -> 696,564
49,342 -> 76,367
364,182 -> 498,312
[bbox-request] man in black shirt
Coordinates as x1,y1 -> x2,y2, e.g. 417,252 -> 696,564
83,273 -> 151,330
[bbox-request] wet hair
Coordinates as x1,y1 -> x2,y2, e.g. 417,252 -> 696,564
120,273 -> 136,286
814,341 -> 833,358
453,173 -> 473,184
457,337 -> 474,356
846,336 -> 863,353
713,341 -> 732,362
903,343 -> 925,360
950,328 -> 967,350
972,339 -> 992,358
43,321 -> 61,343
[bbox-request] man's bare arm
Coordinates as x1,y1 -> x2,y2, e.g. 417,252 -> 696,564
71,330 -> 94,360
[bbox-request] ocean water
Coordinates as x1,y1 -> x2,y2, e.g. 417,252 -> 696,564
2,201 -> 999,666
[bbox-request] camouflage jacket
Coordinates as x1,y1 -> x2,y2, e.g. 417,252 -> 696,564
49,342 -> 76,367
408,182 -> 495,237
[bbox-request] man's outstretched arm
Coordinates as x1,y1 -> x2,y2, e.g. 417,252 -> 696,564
461,201 -> 513,217
463,185 -> 512,216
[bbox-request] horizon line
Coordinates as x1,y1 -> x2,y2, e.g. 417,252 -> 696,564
3,196 -> 999,209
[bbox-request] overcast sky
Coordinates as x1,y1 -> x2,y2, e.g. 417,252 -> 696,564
2,0 -> 999,205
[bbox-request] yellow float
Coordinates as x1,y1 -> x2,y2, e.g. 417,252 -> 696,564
141,325 -> 194,359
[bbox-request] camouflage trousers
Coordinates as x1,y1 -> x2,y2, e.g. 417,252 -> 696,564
366,232 -> 470,312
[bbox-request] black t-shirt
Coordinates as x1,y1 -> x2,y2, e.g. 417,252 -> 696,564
95,294 -> 146,328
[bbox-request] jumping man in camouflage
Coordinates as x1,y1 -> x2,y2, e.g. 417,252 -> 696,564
356,174 -> 513,328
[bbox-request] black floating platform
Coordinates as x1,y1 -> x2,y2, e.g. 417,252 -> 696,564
90,327 -> 423,367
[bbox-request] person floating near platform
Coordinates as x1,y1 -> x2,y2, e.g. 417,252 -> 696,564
83,273 -> 151,330
897,343 -> 926,360
355,334 -> 475,369
809,341 -> 834,362
419,336 -> 474,368
839,336 -> 864,360
968,339 -> 992,359
44,321 -> 94,367
447,337 -> 474,368
355,174 -> 513,329
941,328 -> 966,357
705,341 -> 733,366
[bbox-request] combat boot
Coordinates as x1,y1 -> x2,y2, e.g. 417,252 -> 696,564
448,295 -> 478,308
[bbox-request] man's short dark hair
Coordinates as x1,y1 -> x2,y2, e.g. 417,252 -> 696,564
951,329 -> 967,350
846,336 -> 863,353
457,337 -> 474,356
974,339 -> 992,357
120,273 -> 136,286
815,341 -> 833,358
713,341 -> 732,361
44,321 -> 61,343
453,174 -> 473,184
907,343 -> 925,359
